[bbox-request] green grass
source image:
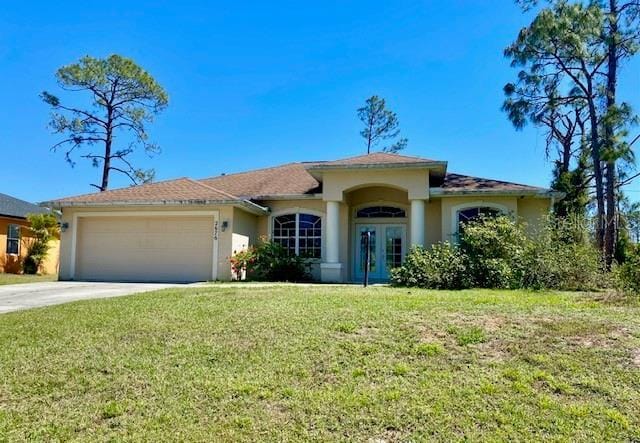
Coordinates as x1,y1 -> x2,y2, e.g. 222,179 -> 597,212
0,286 -> 639,441
0,273 -> 56,285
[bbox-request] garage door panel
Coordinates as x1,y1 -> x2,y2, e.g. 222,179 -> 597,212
76,216 -> 214,282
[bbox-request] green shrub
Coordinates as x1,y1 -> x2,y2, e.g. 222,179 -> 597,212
459,215 -> 527,289
391,215 -> 603,291
522,216 -> 603,291
613,244 -> 640,295
230,239 -> 311,282
22,213 -> 59,275
390,243 -> 470,289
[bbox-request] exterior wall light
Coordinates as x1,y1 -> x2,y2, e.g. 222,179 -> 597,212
60,222 -> 69,232
221,221 -> 229,232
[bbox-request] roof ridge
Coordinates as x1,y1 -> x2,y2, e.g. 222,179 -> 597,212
200,161 -> 321,181
334,151 -> 429,160
185,178 -> 240,200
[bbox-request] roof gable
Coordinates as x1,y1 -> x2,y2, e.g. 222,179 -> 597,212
306,153 -> 444,171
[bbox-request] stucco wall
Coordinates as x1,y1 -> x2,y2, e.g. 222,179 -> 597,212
438,196 -> 552,242
231,207 -> 257,255
517,198 -> 552,234
230,208 -> 258,280
321,169 -> 429,201
0,217 -> 59,275
425,199 -> 442,247
345,186 -> 409,207
440,196 -> 519,242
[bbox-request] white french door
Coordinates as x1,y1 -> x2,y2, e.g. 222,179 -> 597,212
354,224 -> 406,281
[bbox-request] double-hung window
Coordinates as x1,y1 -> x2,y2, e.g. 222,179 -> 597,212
6,224 -> 20,255
272,213 -> 322,258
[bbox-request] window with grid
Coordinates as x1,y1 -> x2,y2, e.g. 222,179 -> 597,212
457,207 -> 501,235
356,206 -> 406,218
6,224 -> 20,255
272,213 -> 322,258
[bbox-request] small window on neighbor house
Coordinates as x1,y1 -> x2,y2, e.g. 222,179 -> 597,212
6,224 -> 20,255
272,213 -> 322,258
356,206 -> 406,218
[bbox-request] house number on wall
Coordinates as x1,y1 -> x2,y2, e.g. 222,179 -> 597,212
213,221 -> 219,240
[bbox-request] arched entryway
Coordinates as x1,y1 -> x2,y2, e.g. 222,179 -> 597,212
346,186 -> 410,282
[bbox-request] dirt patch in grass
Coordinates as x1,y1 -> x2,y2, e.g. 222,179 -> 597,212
632,349 -> 640,368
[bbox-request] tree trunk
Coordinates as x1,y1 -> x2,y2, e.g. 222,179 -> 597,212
100,108 -> 114,192
561,139 -> 571,173
587,97 -> 605,252
603,0 -> 619,267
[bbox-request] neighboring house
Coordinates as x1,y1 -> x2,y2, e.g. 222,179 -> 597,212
45,153 -> 561,283
0,193 -> 60,275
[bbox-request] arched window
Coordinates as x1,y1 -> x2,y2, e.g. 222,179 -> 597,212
457,206 -> 502,234
272,213 -> 322,258
356,206 -> 406,218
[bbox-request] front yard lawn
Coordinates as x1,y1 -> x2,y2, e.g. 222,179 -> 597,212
0,286 -> 639,441
0,273 -> 56,286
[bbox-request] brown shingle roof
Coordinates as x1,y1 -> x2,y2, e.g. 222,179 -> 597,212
46,153 -> 553,206
49,177 -> 240,205
440,173 -> 545,192
200,162 -> 323,198
308,152 -> 440,168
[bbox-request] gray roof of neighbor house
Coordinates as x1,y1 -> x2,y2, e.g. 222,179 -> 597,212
0,192 -> 53,219
45,152 -> 556,206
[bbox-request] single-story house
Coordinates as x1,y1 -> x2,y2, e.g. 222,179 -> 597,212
45,152 -> 561,283
0,192 -> 60,275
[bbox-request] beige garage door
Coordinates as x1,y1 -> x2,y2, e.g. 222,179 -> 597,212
76,216 -> 214,282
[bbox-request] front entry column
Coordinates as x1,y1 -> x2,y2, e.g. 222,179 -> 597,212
321,200 -> 344,282
410,199 -> 426,248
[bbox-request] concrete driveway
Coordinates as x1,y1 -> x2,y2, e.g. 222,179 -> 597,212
0,281 -> 188,314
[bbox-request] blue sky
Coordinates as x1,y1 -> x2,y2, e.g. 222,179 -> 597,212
1,0 -> 638,203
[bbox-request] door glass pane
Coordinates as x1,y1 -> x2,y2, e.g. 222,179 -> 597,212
385,227 -> 403,270
359,226 -> 376,273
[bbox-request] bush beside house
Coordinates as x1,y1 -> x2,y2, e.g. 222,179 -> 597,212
230,239 -> 312,282
230,215 -> 637,295
22,214 -> 60,275
391,216 -> 605,292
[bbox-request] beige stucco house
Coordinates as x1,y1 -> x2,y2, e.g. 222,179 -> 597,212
45,153 -> 560,283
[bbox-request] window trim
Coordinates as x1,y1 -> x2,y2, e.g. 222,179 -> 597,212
353,202 -> 409,221
355,205 -> 407,219
6,223 -> 21,256
450,201 -> 511,240
269,208 -> 324,260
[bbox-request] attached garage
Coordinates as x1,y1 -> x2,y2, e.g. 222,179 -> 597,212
73,214 -> 216,282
